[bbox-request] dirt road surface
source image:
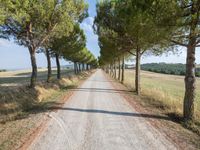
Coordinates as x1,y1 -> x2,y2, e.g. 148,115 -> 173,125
28,69 -> 177,150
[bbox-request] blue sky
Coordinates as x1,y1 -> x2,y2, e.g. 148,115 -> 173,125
0,0 -> 200,70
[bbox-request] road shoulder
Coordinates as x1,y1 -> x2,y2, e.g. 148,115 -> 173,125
103,71 -> 200,150
0,71 -> 95,150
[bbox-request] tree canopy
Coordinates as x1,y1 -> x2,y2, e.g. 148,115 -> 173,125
95,0 -> 200,122
0,0 -> 97,87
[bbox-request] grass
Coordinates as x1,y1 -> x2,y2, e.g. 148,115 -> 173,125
0,68 -> 73,86
108,70 -> 200,149
123,69 -> 200,133
0,68 -> 75,123
0,68 -> 92,150
0,70 -> 6,72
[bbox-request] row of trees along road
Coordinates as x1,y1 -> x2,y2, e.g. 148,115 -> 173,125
94,0 -> 200,122
0,0 -> 98,87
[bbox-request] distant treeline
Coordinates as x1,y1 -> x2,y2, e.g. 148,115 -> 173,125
141,63 -> 200,77
0,69 -> 6,72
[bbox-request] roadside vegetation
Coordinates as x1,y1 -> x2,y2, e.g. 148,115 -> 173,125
0,0 -> 97,134
95,0 -> 200,124
0,68 -> 73,86
0,0 -> 98,88
0,70 -> 6,72
0,1 -> 98,149
0,68 -> 73,123
111,69 -> 200,148
124,70 -> 200,125
0,68 -> 93,150
141,63 -> 200,77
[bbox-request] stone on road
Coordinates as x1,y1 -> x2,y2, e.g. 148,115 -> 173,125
28,69 -> 177,150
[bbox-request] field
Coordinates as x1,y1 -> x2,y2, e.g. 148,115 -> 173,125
0,68 -> 73,86
140,63 -> 200,77
0,68 -> 75,120
0,68 -> 92,149
123,69 -> 200,121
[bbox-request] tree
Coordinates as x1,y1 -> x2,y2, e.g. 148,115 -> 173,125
0,0 -> 88,87
95,0 -> 170,95
37,45 -> 53,82
50,24 -> 86,75
0,0 -> 5,25
94,13 -> 128,79
49,23 -> 97,76
96,0 -> 200,121
155,0 -> 200,121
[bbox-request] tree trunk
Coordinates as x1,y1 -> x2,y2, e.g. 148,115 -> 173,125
121,56 -> 125,83
46,49 -> 52,82
110,64 -> 112,75
79,63 -> 81,72
76,63 -> 79,73
184,45 -> 196,121
110,65 -> 112,76
86,64 -> 89,70
28,46 -> 37,88
108,65 -> 110,74
82,63 -> 85,71
112,64 -> 114,77
55,53 -> 61,80
183,11 -> 198,121
74,62 -> 77,74
118,59 -> 121,81
114,62 -> 117,79
135,47 -> 141,95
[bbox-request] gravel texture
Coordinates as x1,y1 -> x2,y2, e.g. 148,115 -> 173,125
28,69 -> 177,150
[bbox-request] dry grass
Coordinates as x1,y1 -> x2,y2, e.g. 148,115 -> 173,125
109,72 -> 200,149
0,68 -> 74,86
110,69 -> 200,147
0,68 -> 75,123
0,69 -> 93,150
124,70 -> 200,127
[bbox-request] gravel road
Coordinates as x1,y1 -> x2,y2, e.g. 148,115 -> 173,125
28,69 -> 177,150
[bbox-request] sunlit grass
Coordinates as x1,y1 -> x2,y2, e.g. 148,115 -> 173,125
0,69 -> 92,150
0,68 -> 73,86
123,69 -> 200,120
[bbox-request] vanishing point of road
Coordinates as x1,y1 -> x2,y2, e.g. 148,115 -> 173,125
28,69 -> 177,150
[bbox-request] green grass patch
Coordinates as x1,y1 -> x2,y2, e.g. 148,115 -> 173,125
123,70 -> 200,130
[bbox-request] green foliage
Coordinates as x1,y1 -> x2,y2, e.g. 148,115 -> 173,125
95,0 -> 176,67
141,63 -> 200,77
95,1 -> 132,66
95,0 -> 200,120
0,0 -> 88,47
0,69 -> 6,72
48,24 -> 97,66
151,0 -> 200,48
0,0 -> 97,86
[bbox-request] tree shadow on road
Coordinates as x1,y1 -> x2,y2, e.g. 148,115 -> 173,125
50,107 -> 171,121
87,79 -> 117,83
67,87 -> 134,94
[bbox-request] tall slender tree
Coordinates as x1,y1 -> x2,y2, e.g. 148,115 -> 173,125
95,0 -> 176,96
152,0 -> 200,121
0,0 -> 88,87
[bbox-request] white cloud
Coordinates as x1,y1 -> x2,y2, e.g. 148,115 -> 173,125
0,39 -> 10,47
80,16 -> 100,57
80,17 -> 95,33
86,17 -> 94,26
81,23 -> 93,33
